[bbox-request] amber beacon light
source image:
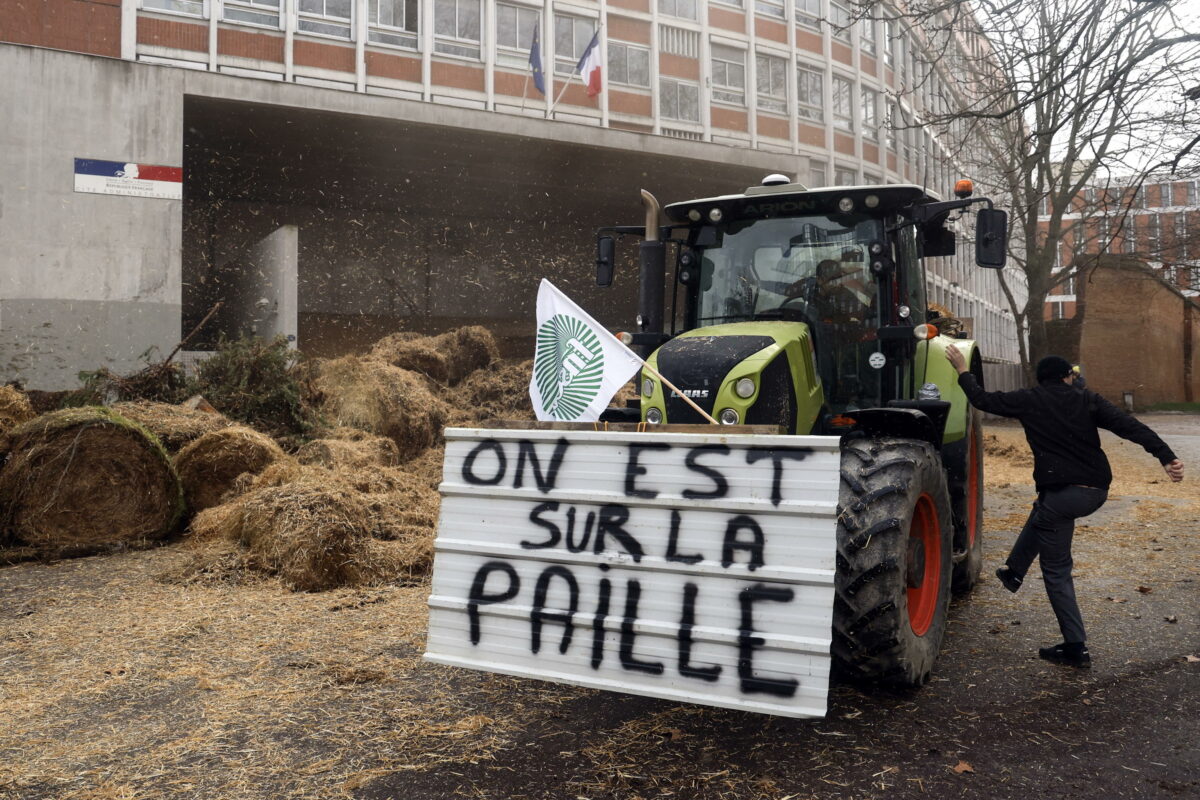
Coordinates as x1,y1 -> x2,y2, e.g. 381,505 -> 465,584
954,179 -> 974,198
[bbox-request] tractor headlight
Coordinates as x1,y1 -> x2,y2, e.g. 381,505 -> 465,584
646,407 -> 663,424
719,408 -> 740,425
642,378 -> 654,397
735,377 -> 756,398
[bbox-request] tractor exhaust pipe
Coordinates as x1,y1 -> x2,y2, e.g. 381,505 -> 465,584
637,190 -> 665,348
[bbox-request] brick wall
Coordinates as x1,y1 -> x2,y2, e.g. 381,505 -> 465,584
1078,260 -> 1200,407
2,0 -> 121,57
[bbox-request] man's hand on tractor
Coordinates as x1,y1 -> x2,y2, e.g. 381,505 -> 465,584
945,346 -> 968,374
1163,459 -> 1185,483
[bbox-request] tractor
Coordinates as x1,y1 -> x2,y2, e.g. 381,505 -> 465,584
593,175 -> 1008,686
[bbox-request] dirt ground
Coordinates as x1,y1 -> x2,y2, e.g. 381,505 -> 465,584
1,417 -> 1197,800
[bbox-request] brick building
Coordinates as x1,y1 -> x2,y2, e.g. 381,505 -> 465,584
2,0 -> 1024,388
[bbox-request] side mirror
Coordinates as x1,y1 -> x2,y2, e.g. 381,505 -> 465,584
596,235 -> 615,287
976,208 -> 1008,268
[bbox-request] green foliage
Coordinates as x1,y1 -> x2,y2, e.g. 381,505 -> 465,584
189,335 -> 316,436
1146,402 -> 1200,414
65,363 -> 189,408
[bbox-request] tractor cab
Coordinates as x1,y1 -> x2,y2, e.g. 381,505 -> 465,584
596,177 -> 1007,435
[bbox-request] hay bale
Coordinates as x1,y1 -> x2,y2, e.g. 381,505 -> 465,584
296,428 -> 400,469
173,462 -> 439,591
112,400 -> 233,453
307,356 -> 446,460
436,326 -> 499,384
0,407 -> 183,557
174,426 -> 286,513
0,386 -> 36,436
370,333 -> 451,384
448,359 -> 535,425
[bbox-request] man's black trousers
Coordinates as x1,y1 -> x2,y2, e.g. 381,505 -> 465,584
1006,485 -> 1108,644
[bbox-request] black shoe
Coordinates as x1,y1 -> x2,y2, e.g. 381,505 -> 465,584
996,565 -> 1023,593
1038,642 -> 1091,668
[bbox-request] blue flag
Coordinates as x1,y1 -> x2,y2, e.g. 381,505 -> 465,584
529,22 -> 545,95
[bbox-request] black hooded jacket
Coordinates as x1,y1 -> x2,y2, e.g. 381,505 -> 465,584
957,374 -> 1176,491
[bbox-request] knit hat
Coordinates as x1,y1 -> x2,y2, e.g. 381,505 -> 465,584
1036,355 -> 1073,383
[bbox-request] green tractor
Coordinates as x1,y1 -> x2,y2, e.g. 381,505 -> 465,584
595,176 -> 1008,686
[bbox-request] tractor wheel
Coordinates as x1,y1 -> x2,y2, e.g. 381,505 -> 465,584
832,436 -> 954,687
949,409 -> 984,593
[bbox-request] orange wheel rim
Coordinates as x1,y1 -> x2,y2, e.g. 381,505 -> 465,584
907,492 -> 941,636
967,425 -> 980,548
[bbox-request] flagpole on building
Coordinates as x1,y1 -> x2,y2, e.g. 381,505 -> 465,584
548,73 -> 577,116
520,73 -> 530,112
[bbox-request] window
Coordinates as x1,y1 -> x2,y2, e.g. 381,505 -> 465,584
1148,214 -> 1161,254
660,78 -> 701,121
1123,220 -> 1138,253
434,0 -> 480,56
885,101 -> 897,151
369,0 -> 418,47
496,4 -> 537,52
828,2 -> 851,42
554,14 -> 596,75
299,0 -> 352,37
1129,185 -> 1144,209
756,53 -> 788,114
660,25 -> 699,57
142,0 -> 205,18
795,0 -> 820,29
608,41 -> 650,88
1175,214 -> 1190,259
832,75 -> 853,131
835,166 -> 857,186
711,44 -> 746,105
882,18 -> 894,66
755,0 -> 785,20
861,86 -> 878,140
1187,181 -> 1199,207
658,0 -> 698,21
809,159 -> 827,187
225,0 -> 280,27
797,64 -> 823,122
859,17 -> 876,56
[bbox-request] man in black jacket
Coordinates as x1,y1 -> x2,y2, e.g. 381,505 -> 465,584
945,349 -> 1185,668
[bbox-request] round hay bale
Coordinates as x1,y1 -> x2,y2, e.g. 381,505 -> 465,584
112,400 -> 232,453
0,386 -> 36,437
0,407 -> 183,556
174,426 -> 286,513
236,480 -> 376,592
370,333 -> 451,384
308,356 -> 446,460
296,429 -> 400,469
435,326 -> 500,384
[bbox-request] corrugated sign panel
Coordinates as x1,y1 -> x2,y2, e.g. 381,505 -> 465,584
424,428 -> 842,718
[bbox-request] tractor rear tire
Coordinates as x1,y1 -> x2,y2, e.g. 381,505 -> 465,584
832,436 -> 954,687
949,409 -> 985,593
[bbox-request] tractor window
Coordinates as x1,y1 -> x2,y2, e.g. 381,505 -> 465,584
897,224 -> 927,323
693,214 -> 882,326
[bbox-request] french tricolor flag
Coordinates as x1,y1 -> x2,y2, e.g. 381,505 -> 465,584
576,30 -> 602,98
74,158 -> 184,200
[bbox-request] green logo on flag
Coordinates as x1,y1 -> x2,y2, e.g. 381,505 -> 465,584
534,314 -> 605,420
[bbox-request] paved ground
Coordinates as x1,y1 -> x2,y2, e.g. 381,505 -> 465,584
1,417 -> 1197,799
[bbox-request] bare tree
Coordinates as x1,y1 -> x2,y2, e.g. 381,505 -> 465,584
875,0 -> 1200,378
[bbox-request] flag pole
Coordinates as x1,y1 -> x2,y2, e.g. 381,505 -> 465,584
520,73 -> 530,112
637,359 -> 719,425
548,73 -> 576,115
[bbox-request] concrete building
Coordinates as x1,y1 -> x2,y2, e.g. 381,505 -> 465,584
2,0 -> 1023,389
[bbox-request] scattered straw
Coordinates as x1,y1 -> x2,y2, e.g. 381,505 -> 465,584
111,400 -> 232,453
0,385 -> 36,436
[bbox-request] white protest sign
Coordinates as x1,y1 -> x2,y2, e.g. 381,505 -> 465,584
424,428 -> 841,718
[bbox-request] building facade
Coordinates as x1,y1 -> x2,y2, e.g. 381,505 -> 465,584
2,0 -> 1024,389
1043,175 -> 1200,321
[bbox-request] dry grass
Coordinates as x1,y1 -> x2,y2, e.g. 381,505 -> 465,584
295,428 -> 401,470
110,401 -> 232,454
0,385 -> 36,436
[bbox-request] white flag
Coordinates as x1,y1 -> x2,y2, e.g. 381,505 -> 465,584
529,279 -> 644,422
